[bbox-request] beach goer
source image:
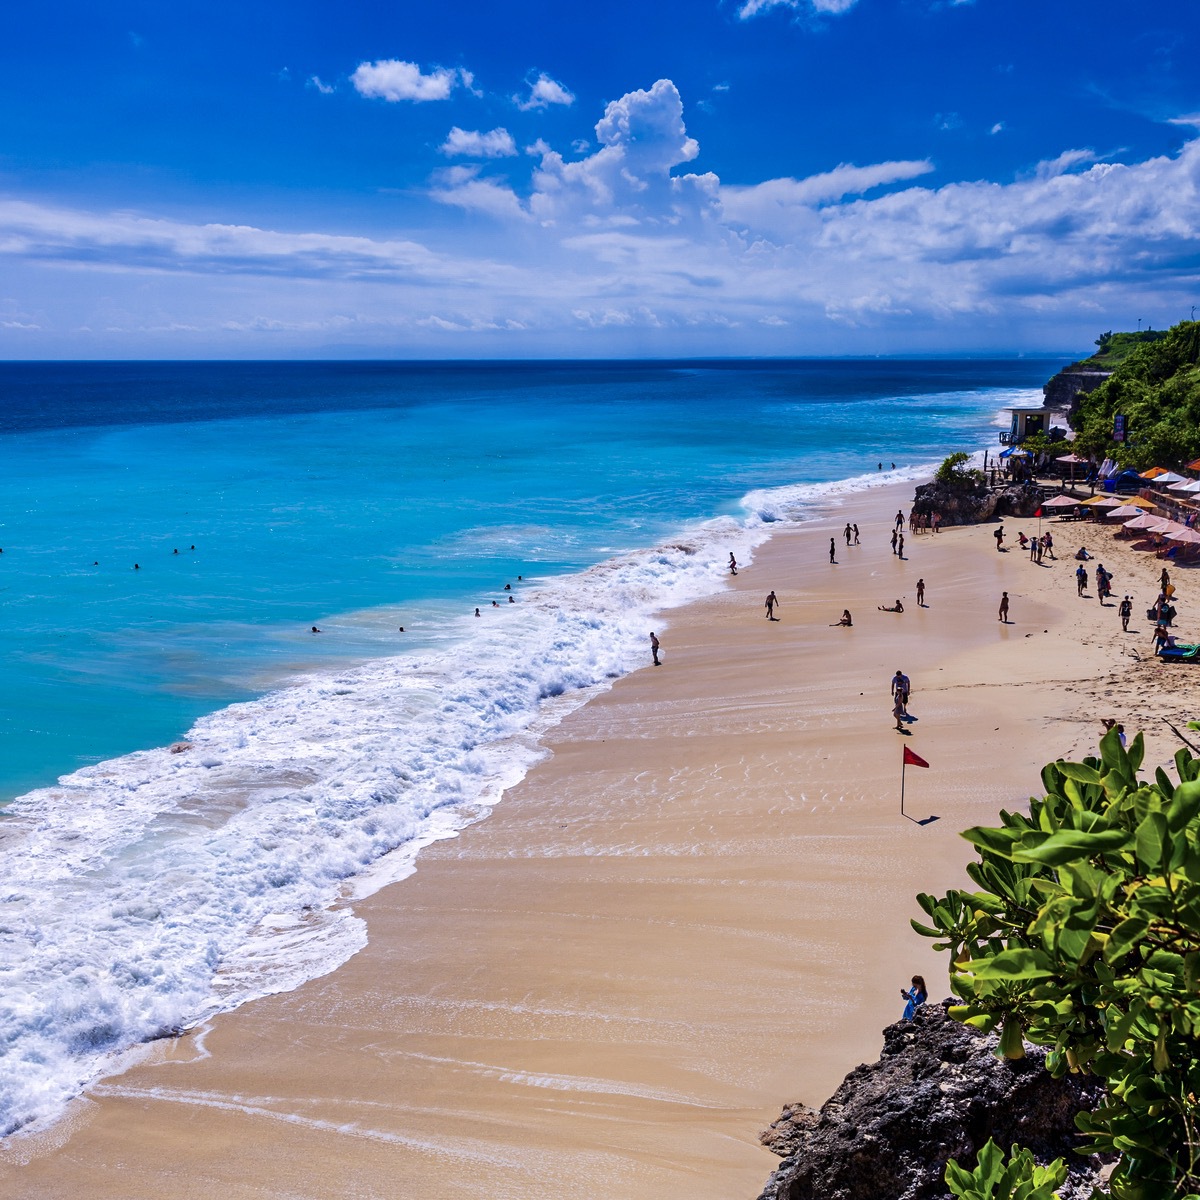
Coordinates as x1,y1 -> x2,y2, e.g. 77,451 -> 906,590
834,609 -> 852,627
994,527 -> 1004,551
830,537 -> 836,564
916,578 -> 925,606
893,695 -> 906,732
492,600 -> 499,607
843,523 -> 852,546
729,552 -> 738,575
1075,547 -> 1091,560
891,669 -> 911,712
765,591 -> 779,620
891,462 -> 896,470
932,511 -> 941,534
1161,567 -> 1171,591
1076,565 -> 1087,596
1018,532 -> 1029,551
895,510 -> 904,530
878,599 -> 904,613
508,595 -> 515,603
650,632 -> 661,666
897,532 -> 905,558
890,529 -> 898,554
311,625 -> 321,633
998,591 -> 1009,623
1119,595 -> 1133,632
878,462 -> 883,471
901,975 -> 928,1021
1101,718 -> 1127,749
1154,621 -> 1170,654
853,523 -> 860,545
1043,532 -> 1054,559
504,583 -> 511,590
475,608 -> 481,617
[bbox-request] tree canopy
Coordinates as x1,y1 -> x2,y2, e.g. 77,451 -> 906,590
1070,321 -> 1200,469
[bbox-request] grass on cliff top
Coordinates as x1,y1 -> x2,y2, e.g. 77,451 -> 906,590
1066,328 -> 1168,372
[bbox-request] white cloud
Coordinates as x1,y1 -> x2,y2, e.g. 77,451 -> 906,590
738,0 -> 857,17
439,127 -> 518,158
4,80 -> 1200,355
515,73 -> 575,111
351,59 -> 466,103
1035,148 -> 1098,178
308,76 -> 334,95
990,122 -> 1005,135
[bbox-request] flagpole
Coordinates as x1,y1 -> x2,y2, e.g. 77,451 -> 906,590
900,758 -> 906,817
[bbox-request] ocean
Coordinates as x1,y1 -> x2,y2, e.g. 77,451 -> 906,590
0,357 -> 1060,1135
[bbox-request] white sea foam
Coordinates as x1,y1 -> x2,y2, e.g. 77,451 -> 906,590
0,439 -> 1008,1137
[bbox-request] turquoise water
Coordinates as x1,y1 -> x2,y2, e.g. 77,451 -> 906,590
0,359 -> 1058,802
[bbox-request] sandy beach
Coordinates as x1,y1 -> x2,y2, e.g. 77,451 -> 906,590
3,477 -> 1193,1200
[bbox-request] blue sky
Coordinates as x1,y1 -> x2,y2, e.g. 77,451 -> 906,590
1,0 -> 1198,357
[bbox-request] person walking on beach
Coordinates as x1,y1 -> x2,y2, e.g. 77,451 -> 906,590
1043,531 -> 1055,559
890,529 -> 898,555
916,578 -> 925,606
1076,564 -> 1087,596
1119,595 -> 1133,632
1161,567 -> 1171,591
994,527 -> 1004,551
852,523 -> 860,545
765,591 -> 779,620
650,632 -> 661,666
891,669 -> 910,714
901,975 -> 928,1020
729,552 -> 737,575
829,537 -> 837,564
898,531 -> 905,558
844,523 -> 852,546
998,591 -> 1009,623
894,694 -> 907,732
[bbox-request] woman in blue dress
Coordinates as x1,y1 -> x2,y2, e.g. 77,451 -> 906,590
901,974 -> 927,1021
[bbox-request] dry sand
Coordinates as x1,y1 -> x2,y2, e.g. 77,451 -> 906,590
3,480 -> 1195,1200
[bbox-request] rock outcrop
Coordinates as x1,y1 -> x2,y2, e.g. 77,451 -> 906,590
1043,369 -> 1110,414
756,1002 -> 1108,1200
911,480 -> 1041,526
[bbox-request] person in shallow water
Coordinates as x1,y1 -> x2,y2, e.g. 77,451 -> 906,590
650,631 -> 660,665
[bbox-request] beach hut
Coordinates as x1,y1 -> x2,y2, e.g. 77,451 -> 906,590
998,408 -> 1048,446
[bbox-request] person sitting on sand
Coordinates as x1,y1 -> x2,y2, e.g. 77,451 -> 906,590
901,975 -> 928,1021
833,609 -> 852,626
1075,546 -> 1091,560
878,599 -> 904,613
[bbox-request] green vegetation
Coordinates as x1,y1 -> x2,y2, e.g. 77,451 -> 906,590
1070,329 -> 1169,372
916,729 -> 1200,1199
1071,320 -> 1200,470
936,451 -> 986,490
944,1140 -> 1067,1200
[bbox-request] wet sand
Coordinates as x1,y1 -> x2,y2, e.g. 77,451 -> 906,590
3,480 -> 1192,1200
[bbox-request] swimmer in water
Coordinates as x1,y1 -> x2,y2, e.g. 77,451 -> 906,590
311,625 -> 321,633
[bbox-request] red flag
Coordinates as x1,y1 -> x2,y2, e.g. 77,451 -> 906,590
903,746 -> 930,768
1034,507 -> 1043,518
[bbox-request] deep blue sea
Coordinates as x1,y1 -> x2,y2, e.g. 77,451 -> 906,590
0,357 -> 1061,1135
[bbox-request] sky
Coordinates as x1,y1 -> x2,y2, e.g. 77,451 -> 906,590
1,0 -> 1198,359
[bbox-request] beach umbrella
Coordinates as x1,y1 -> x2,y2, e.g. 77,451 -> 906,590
1170,480 -> 1200,494
1166,528 -> 1200,543
1187,459 -> 1200,471
1107,504 -> 1150,519
1043,494 -> 1082,509
1155,471 -> 1187,484
1123,513 -> 1166,530
1081,496 -> 1122,508
1120,495 -> 1158,510
1151,519 -> 1188,534
1141,467 -> 1169,479
1055,452 -> 1087,485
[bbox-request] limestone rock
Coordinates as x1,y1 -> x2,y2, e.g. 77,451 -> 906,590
912,480 -> 1041,526
756,1002 -> 1107,1200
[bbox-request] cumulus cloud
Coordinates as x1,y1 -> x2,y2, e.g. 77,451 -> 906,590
351,59 -> 467,102
515,73 -> 575,111
439,127 -> 518,158
4,79 -> 1200,354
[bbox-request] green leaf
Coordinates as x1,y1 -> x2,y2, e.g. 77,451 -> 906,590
970,947 -> 1057,982
1105,917 -> 1150,963
1134,812 -> 1168,872
1011,827 -> 1131,866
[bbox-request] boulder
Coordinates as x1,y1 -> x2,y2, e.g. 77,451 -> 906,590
756,1002 -> 1108,1200
912,480 -> 1042,526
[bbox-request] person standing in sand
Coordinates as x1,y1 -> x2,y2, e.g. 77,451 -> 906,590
894,694 -> 907,732
895,510 -> 904,530
844,523 -> 852,546
1076,565 -> 1087,596
994,527 -> 1004,551
650,632 -> 661,665
898,531 -> 904,558
890,529 -> 898,554
829,538 -> 836,564
891,669 -> 910,714
765,591 -> 779,620
853,523 -> 860,545
998,592 -> 1009,623
1119,595 -> 1133,632
916,578 -> 925,606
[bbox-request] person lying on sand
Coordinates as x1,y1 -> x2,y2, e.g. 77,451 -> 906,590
878,600 -> 904,613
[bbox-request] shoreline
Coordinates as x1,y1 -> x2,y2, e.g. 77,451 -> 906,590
8,469 -> 1190,1199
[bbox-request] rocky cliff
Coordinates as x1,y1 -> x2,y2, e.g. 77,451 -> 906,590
1043,369 -> 1110,413
910,479 -> 1042,526
756,1002 -> 1108,1200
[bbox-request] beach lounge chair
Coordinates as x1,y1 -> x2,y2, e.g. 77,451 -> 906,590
1157,642 -> 1200,663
